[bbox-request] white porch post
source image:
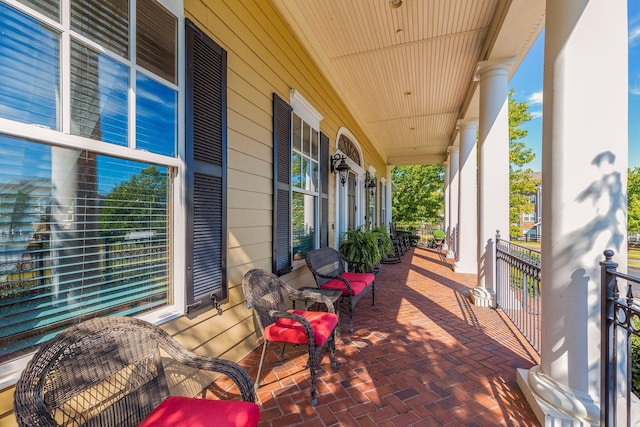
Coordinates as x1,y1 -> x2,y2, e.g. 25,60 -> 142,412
517,0 -> 629,424
447,144 -> 460,259
455,119 -> 478,273
443,157 -> 450,251
472,58 -> 513,308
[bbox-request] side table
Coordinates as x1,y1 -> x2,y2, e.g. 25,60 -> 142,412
292,287 -> 343,336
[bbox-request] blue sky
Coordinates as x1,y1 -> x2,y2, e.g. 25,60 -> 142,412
509,1 -> 640,171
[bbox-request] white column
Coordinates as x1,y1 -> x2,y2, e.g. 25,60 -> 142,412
442,158 -> 450,251
447,144 -> 460,259
455,119 -> 478,273
517,0 -> 630,425
472,57 -> 513,308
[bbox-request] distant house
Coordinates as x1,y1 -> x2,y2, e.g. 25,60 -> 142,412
517,172 -> 542,240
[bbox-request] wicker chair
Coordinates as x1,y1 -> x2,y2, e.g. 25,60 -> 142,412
14,316 -> 260,427
242,269 -> 338,406
305,247 -> 376,332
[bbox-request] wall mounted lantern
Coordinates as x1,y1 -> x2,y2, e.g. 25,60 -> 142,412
330,154 -> 351,186
365,171 -> 377,196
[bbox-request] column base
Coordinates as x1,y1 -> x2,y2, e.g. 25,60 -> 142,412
469,286 -> 496,308
517,366 -> 600,426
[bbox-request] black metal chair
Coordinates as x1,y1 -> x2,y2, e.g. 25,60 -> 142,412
242,269 -> 338,406
305,247 -> 376,332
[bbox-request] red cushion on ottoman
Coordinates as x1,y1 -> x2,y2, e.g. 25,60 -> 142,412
138,396 -> 260,427
320,272 -> 374,296
265,309 -> 338,345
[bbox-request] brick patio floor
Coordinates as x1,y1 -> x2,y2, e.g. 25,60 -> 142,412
214,246 -> 541,426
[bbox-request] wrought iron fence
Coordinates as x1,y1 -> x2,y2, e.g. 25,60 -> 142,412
495,232 -> 541,354
600,250 -> 640,427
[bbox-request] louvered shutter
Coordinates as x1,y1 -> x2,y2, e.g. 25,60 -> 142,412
185,19 -> 228,312
319,132 -> 329,247
273,94 -> 293,275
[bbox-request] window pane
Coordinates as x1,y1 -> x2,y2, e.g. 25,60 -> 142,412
310,160 -> 318,192
300,157 -> 308,190
0,136 -> 170,363
70,0 -> 129,58
292,114 -> 302,152
292,192 -> 316,261
16,0 -> 60,21
136,73 -> 176,156
292,152 -> 302,188
303,122 -> 310,156
311,129 -> 318,161
137,0 -> 176,84
0,4 -> 59,129
70,41 -> 128,145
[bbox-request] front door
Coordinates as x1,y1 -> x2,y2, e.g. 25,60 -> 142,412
347,172 -> 357,230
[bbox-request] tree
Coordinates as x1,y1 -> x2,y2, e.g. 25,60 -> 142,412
391,164 -> 444,226
629,167 -> 640,235
509,89 -> 540,238
100,167 -> 168,238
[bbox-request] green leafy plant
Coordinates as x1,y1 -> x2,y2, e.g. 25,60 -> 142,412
339,227 -> 393,272
433,229 -> 445,239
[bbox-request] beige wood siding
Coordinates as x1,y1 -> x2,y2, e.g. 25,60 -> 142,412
0,3 -> 384,425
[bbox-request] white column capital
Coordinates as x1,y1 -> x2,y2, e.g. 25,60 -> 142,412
475,56 -> 516,80
456,118 -> 479,129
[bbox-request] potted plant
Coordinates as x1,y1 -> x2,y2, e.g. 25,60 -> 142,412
339,227 -> 394,273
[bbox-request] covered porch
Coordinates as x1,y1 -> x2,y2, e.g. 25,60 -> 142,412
227,246 -> 540,425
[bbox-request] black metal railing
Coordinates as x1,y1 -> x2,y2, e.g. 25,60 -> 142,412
600,250 -> 640,427
495,231 -> 541,354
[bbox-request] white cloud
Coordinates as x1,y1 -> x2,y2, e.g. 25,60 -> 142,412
530,110 -> 543,120
528,91 -> 543,105
630,25 -> 640,46
630,86 -> 640,96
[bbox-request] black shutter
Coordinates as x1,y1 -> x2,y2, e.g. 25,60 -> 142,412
273,93 -> 293,276
319,133 -> 329,247
185,19 -> 227,313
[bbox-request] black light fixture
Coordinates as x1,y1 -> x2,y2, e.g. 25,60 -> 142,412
330,154 -> 351,186
365,171 -> 377,196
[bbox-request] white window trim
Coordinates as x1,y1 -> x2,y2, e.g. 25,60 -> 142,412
0,0 -> 185,386
289,90 -> 322,269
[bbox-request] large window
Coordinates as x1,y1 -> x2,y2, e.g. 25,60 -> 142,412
291,113 -> 319,262
272,92 -> 328,275
0,0 -> 180,368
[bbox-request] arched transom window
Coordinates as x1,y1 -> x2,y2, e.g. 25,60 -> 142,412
338,135 -> 361,167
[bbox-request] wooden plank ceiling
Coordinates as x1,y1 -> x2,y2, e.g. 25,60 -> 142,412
271,0 -> 545,166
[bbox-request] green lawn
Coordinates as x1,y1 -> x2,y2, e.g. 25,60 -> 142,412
512,241 -> 640,269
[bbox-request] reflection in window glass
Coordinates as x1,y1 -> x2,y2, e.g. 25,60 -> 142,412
292,192 -> 316,262
70,41 -> 128,145
136,73 -> 176,156
137,0 -> 177,84
292,114 -> 302,152
70,0 -> 129,58
0,135 -> 170,363
17,0 -> 60,22
0,3 -> 59,129
292,152 -> 302,188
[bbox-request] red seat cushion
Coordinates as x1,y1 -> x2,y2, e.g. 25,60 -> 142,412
138,396 -> 260,427
264,310 -> 337,346
320,272 -> 375,296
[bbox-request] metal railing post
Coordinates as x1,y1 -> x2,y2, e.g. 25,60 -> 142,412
600,249 -> 618,427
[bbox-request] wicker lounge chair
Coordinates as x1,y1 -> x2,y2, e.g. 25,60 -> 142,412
14,316 -> 260,427
242,269 -> 338,406
305,247 -> 376,332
